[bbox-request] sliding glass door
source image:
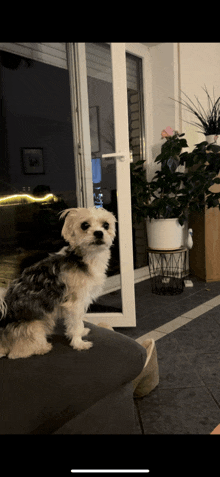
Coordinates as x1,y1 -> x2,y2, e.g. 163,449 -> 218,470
0,43 -> 150,328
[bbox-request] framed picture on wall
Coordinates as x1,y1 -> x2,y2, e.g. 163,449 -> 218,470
89,106 -> 100,153
21,148 -> 45,174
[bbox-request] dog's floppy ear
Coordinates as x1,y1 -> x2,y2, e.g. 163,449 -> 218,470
59,208 -> 79,242
59,208 -> 78,221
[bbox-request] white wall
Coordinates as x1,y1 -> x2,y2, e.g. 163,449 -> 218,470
146,43 -> 179,180
144,42 -> 220,171
179,43 -> 220,151
150,43 -> 176,141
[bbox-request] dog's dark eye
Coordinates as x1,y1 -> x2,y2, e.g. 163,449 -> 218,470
103,222 -> 109,230
81,221 -> 90,231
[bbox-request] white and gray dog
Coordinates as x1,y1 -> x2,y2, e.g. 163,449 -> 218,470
0,207 -> 116,359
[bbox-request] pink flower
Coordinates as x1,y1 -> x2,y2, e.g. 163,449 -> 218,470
161,126 -> 175,138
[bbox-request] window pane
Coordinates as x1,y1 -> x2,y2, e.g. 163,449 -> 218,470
0,50 -> 76,286
127,52 -> 148,270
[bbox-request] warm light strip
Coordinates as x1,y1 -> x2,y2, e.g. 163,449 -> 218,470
0,193 -> 54,203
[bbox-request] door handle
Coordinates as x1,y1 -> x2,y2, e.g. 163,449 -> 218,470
102,151 -> 133,162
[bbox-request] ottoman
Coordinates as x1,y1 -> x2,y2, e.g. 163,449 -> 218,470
0,322 -> 146,434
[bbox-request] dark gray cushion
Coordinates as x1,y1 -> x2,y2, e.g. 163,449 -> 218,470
0,322 -> 146,434
54,382 -> 137,434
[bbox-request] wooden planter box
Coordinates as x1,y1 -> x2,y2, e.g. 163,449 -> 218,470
189,207 -> 220,282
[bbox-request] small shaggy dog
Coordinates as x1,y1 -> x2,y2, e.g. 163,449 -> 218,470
0,207 -> 116,359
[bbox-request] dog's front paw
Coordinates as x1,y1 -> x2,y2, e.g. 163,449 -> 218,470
82,327 -> 90,337
70,337 -> 93,351
79,340 -> 93,350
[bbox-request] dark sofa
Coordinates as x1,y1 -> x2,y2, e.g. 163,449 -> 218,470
0,322 -> 146,434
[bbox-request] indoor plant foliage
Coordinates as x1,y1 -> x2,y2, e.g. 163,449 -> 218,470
171,86 -> 220,136
145,127 -> 188,226
130,126 -> 220,227
131,127 -> 188,225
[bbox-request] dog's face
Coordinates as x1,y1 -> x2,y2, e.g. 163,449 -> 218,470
60,207 -> 116,253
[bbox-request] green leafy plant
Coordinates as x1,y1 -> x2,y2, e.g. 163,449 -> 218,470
130,127 -> 220,226
170,86 -> 220,135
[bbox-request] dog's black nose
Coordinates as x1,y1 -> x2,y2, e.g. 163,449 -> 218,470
94,230 -> 103,239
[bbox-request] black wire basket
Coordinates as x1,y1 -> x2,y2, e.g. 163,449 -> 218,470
147,248 -> 187,295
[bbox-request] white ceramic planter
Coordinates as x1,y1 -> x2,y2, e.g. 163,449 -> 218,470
146,218 -> 185,250
205,135 -> 220,145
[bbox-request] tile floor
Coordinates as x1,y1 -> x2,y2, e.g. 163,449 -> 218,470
97,275 -> 220,434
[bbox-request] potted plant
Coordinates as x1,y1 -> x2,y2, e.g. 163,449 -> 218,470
171,86 -> 220,145
130,126 -> 220,250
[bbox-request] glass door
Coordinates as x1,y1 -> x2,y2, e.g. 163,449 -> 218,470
68,43 -> 136,327
0,46 -> 78,289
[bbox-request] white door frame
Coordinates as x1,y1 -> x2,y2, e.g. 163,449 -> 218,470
69,42 -> 136,327
103,43 -> 154,291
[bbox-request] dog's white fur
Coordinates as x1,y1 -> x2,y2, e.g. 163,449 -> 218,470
59,207 -> 116,351
0,207 -> 116,358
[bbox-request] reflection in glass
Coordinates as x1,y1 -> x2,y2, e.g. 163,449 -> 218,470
92,158 -> 103,208
0,50 -> 76,286
86,42 -> 119,273
85,42 -> 122,312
